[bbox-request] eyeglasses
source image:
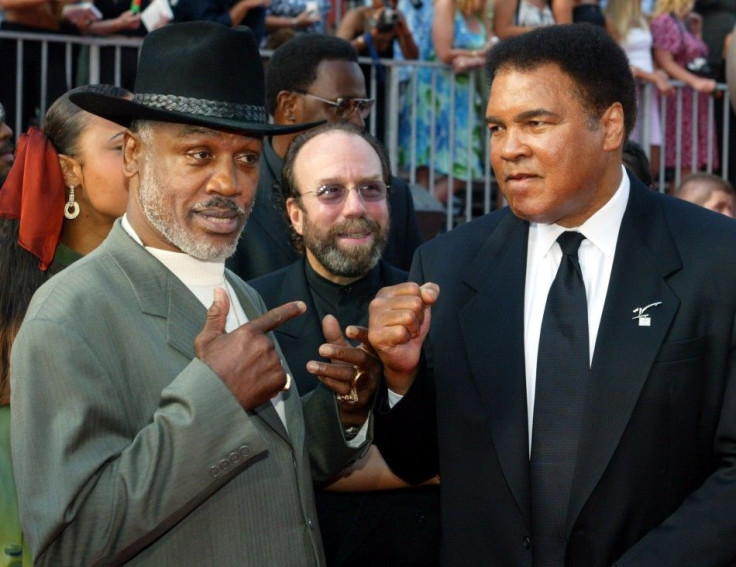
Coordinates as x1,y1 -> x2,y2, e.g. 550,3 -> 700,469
296,91 -> 375,120
297,182 -> 390,205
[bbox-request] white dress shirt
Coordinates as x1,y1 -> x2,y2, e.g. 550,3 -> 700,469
524,168 -> 630,449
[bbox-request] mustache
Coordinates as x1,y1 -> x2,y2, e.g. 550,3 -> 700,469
328,217 -> 381,236
0,141 -> 13,154
191,196 -> 246,215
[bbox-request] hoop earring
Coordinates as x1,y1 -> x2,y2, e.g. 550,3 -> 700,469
64,185 -> 80,220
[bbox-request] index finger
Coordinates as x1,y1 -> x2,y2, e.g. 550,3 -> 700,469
375,281 -> 422,299
248,301 -> 306,334
375,281 -> 439,303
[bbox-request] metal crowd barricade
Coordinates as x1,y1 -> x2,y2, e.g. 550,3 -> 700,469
0,29 -> 730,233
643,80 -> 730,192
0,29 -> 143,137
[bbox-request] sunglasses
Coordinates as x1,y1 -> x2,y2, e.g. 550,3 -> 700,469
297,182 -> 390,205
296,91 -> 375,120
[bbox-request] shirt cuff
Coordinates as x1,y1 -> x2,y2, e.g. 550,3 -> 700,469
345,418 -> 370,448
387,388 -> 404,409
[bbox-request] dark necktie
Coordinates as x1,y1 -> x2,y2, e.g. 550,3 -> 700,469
531,231 -> 590,567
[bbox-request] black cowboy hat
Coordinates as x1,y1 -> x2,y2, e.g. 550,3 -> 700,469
71,22 -> 315,135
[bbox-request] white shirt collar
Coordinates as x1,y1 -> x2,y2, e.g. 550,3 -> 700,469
530,166 -> 630,259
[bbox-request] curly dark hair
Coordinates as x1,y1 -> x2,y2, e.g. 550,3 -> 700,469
279,122 -> 391,255
0,83 -> 130,405
486,23 -> 637,140
265,34 -> 359,116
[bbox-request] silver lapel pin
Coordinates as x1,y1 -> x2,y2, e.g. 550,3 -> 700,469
632,302 -> 663,327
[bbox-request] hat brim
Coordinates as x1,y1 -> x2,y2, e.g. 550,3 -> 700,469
70,92 -> 319,136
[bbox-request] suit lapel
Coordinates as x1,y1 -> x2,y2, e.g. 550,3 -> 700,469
566,180 -> 682,534
103,223 -> 206,362
166,279 -> 207,360
227,273 -> 292,443
459,213 -> 532,526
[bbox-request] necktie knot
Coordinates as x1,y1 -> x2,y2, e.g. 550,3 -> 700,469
557,231 -> 585,257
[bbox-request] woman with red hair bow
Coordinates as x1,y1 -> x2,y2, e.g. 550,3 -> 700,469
0,83 -> 130,564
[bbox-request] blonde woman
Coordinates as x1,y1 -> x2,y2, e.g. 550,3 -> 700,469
606,0 -> 674,178
403,0 -> 491,203
650,0 -> 719,176
493,0 -> 563,40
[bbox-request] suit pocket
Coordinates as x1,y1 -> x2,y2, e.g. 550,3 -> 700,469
653,336 -> 705,364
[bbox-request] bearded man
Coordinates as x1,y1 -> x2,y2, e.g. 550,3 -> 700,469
249,122 -> 440,567
9,23 -> 377,566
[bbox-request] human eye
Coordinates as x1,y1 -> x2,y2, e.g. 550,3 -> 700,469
316,184 -> 345,203
487,123 -> 504,136
188,148 -> 213,162
359,182 -> 386,201
236,151 -> 260,167
334,98 -> 352,113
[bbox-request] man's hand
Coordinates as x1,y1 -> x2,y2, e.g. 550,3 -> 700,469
195,288 -> 306,410
307,315 -> 379,428
368,282 -> 439,395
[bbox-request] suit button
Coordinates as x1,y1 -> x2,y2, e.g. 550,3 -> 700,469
209,466 -> 220,479
219,458 -> 231,470
229,451 -> 240,463
239,445 -> 250,458
522,536 -> 531,550
306,517 -> 314,530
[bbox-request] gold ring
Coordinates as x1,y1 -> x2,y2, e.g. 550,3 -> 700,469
337,367 -> 363,404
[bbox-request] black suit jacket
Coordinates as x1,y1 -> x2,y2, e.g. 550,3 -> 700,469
227,138 -> 424,281
376,175 -> 736,566
249,258 -> 441,567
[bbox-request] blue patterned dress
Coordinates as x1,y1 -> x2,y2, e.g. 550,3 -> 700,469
399,9 -> 486,181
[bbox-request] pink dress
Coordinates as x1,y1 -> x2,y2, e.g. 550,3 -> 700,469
650,14 -> 719,170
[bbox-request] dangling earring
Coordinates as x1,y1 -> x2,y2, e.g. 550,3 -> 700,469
64,185 -> 80,220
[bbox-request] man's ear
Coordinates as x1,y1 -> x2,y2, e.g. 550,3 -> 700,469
286,197 -> 305,235
58,154 -> 82,188
601,102 -> 625,152
276,90 -> 301,124
122,130 -> 142,178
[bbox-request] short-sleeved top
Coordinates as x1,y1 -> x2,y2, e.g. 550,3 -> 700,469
650,13 -> 708,66
265,0 -> 331,34
515,0 -> 555,26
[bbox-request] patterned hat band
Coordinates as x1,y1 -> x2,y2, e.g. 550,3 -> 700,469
133,93 -> 268,123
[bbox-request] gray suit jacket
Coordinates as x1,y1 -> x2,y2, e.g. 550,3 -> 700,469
10,221 -> 366,566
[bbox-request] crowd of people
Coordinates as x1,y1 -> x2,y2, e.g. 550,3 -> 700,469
0,3 -> 735,567
1,0 -> 732,202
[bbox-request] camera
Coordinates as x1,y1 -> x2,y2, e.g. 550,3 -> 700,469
687,57 -> 715,79
375,6 -> 399,32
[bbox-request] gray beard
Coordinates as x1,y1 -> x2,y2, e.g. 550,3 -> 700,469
137,155 -> 248,262
303,216 -> 389,278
